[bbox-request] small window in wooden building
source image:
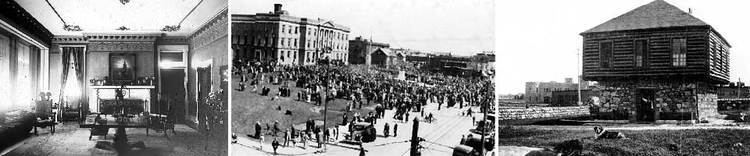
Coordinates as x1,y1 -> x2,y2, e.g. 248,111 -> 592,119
672,38 -> 687,67
599,41 -> 613,68
634,40 -> 648,68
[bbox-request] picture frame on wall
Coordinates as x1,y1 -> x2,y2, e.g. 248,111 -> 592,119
109,53 -> 136,81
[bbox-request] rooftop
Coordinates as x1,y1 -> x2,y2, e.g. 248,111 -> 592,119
582,0 -> 708,34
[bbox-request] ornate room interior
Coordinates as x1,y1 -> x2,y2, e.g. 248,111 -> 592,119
0,0 -> 228,155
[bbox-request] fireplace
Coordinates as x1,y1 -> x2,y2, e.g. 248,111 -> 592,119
88,85 -> 154,113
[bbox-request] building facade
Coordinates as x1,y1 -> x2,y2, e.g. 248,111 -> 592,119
470,51 -> 495,76
581,0 -> 731,122
551,89 -> 600,107
348,36 -> 389,65
525,78 -> 587,104
232,4 -> 350,65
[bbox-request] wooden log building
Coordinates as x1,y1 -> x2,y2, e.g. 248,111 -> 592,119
580,0 -> 730,122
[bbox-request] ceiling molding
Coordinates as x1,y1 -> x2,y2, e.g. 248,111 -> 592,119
189,7 -> 227,39
52,35 -> 87,44
84,33 -> 163,42
157,36 -> 189,45
88,41 -> 154,52
188,7 -> 227,49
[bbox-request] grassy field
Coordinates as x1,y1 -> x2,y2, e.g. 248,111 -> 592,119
231,75 -> 375,140
499,125 -> 750,156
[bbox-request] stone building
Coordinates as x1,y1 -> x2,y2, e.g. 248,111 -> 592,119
348,36 -> 389,65
232,4 -> 351,65
525,78 -> 588,104
581,0 -> 731,122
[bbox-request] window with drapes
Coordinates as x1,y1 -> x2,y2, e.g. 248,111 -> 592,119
60,47 -> 84,106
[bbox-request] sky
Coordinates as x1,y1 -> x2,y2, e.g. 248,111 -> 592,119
497,0 -> 750,94
231,0 -> 495,56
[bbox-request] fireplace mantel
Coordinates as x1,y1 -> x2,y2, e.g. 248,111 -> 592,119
88,85 -> 155,113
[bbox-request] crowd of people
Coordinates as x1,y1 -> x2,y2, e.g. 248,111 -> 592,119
232,61 -> 495,153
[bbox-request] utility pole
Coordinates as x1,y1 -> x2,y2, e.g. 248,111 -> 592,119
322,88 -> 328,151
410,117 -> 419,156
577,49 -> 582,105
480,98 -> 488,156
738,78 -> 742,99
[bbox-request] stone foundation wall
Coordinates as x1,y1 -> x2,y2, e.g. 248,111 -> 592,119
497,106 -> 590,120
697,93 -> 720,119
594,79 -> 718,121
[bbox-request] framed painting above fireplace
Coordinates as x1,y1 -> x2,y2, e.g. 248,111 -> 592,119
109,53 -> 136,81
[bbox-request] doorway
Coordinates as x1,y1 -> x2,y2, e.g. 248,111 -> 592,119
196,66 -> 212,129
160,69 -> 186,123
636,89 -> 656,121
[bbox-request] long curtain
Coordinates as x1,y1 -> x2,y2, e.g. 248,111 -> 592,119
59,47 -> 71,104
59,47 -> 84,108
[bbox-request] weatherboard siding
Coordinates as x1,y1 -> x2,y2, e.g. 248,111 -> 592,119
581,26 -> 729,83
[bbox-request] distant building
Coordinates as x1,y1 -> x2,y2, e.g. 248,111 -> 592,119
581,0 -> 730,122
525,78 -> 589,104
551,89 -> 599,106
232,4 -> 351,65
717,82 -> 750,111
371,48 -> 397,67
348,36 -> 389,65
423,55 -> 471,76
470,51 -> 495,76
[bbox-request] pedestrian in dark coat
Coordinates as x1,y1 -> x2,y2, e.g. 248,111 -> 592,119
272,138 -> 280,155
393,123 -> 398,137
384,123 -> 390,137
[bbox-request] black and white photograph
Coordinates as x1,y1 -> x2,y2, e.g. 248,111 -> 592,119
229,0 -> 495,155
498,0 -> 750,155
0,0 -> 228,155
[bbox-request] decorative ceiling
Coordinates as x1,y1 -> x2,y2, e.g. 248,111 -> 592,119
15,0 -> 227,36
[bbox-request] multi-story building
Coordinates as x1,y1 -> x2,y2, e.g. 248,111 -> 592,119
348,36 -> 389,65
232,4 -> 351,65
581,0 -> 730,122
525,78 -> 589,104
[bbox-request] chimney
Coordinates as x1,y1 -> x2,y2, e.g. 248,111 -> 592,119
274,4 -> 283,13
688,8 -> 692,14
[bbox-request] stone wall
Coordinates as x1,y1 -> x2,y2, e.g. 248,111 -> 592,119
497,106 -> 590,120
593,79 -> 718,121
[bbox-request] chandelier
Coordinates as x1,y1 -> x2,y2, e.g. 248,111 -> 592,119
120,0 -> 130,5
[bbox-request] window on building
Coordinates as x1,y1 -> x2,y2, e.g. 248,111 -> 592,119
634,40 -> 648,68
599,41 -> 613,68
282,25 -> 286,34
672,38 -> 687,67
281,38 -> 285,46
266,37 -> 273,47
